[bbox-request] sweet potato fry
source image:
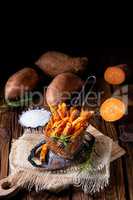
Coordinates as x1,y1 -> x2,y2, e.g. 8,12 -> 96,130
71,126 -> 84,140
74,121 -> 88,132
51,117 -> 68,137
45,117 -> 54,134
69,109 -> 80,122
62,122 -> 73,136
57,103 -> 70,119
61,102 -> 67,115
72,117 -> 83,127
53,111 -> 61,122
80,110 -> 94,120
49,104 -> 61,122
49,104 -> 57,114
53,120 -> 62,129
72,111 -> 93,130
70,106 -> 77,115
40,144 -> 48,162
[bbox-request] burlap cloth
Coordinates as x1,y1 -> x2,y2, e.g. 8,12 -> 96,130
9,125 -> 113,194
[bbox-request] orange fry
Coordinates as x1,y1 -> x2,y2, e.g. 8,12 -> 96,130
70,106 -> 77,115
62,122 -> 73,136
72,117 -> 83,127
71,127 -> 84,140
49,104 -> 57,114
51,117 -> 68,137
69,109 -> 80,122
61,103 -> 67,115
53,111 -> 61,122
74,121 -> 88,132
45,117 -> 54,134
80,110 -> 94,120
53,120 -> 62,128
73,122 -> 81,131
49,104 -> 61,122
40,144 -> 48,162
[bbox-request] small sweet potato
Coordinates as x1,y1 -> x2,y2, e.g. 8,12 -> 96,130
46,72 -> 84,106
35,51 -> 88,77
5,68 -> 40,100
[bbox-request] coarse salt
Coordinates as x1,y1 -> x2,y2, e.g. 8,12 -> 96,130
19,109 -> 51,128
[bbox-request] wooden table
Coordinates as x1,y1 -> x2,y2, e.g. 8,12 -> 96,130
0,79 -> 133,200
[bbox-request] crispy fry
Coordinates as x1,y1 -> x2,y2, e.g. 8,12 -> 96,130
53,111 -> 61,122
40,144 -> 48,162
72,113 -> 91,131
62,122 -> 73,136
49,104 -> 61,122
51,117 -> 68,137
49,104 -> 57,114
70,106 -> 77,115
57,108 -> 63,119
74,121 -> 83,131
60,103 -> 68,117
74,121 -> 88,132
80,110 -> 94,120
72,117 -> 83,127
45,117 -> 54,134
69,109 -> 79,122
71,126 -> 84,140
53,120 -> 62,128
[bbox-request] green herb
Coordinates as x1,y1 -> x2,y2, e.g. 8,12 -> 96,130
6,97 -> 33,107
52,135 -> 71,147
79,143 -> 94,172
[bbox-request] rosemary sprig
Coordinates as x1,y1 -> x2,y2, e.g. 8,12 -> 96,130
6,97 -> 33,107
52,135 -> 71,147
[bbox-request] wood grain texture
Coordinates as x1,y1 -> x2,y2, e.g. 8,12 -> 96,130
123,145 -> 133,200
91,79 -> 126,200
112,84 -> 133,200
72,189 -> 93,200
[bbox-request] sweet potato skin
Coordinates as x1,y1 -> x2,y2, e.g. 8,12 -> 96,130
5,68 -> 39,100
35,51 -> 88,77
46,72 -> 84,106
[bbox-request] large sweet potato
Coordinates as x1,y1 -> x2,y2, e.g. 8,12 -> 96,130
5,68 -> 40,100
46,72 -> 84,106
35,51 -> 88,77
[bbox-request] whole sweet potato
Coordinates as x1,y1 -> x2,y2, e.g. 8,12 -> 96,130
46,72 -> 84,106
35,51 -> 88,77
5,68 -> 40,100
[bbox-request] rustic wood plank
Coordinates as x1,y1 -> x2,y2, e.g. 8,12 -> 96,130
72,189 -> 93,200
123,144 -> 133,200
27,189 -> 72,200
91,79 -> 126,200
112,84 -> 133,200
0,110 -> 12,179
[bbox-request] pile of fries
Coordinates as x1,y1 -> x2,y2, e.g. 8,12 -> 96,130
46,102 -> 93,139
40,103 -> 93,161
